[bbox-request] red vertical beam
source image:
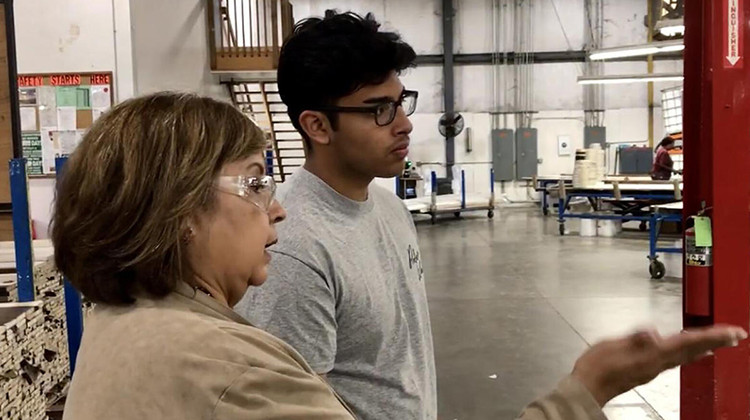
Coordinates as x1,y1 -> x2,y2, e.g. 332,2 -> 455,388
681,3 -> 714,419
682,0 -> 750,419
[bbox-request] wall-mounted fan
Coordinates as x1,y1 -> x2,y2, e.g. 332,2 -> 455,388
438,112 -> 465,138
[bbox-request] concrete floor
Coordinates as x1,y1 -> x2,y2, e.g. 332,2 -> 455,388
416,208 -> 683,420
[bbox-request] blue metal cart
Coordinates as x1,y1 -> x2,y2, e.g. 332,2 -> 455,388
647,202 -> 683,280
557,180 -> 682,236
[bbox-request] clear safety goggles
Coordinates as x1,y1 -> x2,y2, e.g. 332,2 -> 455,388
215,175 -> 277,212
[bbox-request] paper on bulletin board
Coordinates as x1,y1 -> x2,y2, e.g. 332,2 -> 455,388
57,107 -> 77,131
76,86 -> 91,109
39,108 -> 57,129
19,87 -> 37,106
57,131 -> 77,155
20,107 -> 37,132
41,130 -> 55,174
38,86 -> 56,108
91,85 -> 111,109
38,86 -> 58,128
42,130 -> 79,174
92,108 -> 107,122
56,87 -> 77,107
21,133 -> 43,175
75,130 -> 85,147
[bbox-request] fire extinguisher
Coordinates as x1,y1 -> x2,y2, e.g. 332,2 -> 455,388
684,227 -> 712,316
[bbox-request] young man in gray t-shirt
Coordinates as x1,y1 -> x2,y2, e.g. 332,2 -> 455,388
235,11 -> 437,420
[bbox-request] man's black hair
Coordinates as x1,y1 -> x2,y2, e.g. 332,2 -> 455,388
277,10 -> 417,150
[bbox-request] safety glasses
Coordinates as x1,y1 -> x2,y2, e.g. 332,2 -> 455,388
215,175 -> 277,212
312,90 -> 418,127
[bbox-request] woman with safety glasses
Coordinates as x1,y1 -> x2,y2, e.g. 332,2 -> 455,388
52,92 -> 355,419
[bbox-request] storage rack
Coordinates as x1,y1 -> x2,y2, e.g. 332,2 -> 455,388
10,156 -> 83,374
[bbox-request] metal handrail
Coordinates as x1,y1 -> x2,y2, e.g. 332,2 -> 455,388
207,0 -> 294,71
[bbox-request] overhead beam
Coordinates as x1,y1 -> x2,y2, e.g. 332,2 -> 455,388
415,50 -> 683,66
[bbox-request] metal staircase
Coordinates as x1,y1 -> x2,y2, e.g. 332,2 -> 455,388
226,80 -> 306,182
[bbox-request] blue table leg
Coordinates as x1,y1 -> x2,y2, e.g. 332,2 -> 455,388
56,157 -> 84,376
649,212 -> 658,260
10,158 -> 34,302
558,196 -> 567,235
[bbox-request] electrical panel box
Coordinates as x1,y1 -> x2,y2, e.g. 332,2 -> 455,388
584,126 -> 606,149
619,146 -> 653,174
515,128 -> 538,180
492,129 -> 515,181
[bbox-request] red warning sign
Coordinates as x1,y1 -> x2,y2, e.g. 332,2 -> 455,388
49,74 -> 82,86
725,0 -> 744,68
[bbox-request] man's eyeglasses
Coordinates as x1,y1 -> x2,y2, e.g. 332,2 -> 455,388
312,90 -> 418,127
215,175 -> 277,212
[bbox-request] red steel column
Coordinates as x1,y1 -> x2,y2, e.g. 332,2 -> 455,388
682,0 -> 750,419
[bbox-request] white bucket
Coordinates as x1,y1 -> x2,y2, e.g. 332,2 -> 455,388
585,146 -> 606,180
573,160 -> 599,187
580,219 -> 598,237
598,219 -> 621,237
599,202 -> 615,211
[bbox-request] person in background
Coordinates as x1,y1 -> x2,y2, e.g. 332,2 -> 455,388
234,10 -> 747,420
53,92 -> 354,420
651,136 -> 681,180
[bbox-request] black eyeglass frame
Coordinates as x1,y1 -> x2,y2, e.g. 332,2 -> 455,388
310,90 -> 418,127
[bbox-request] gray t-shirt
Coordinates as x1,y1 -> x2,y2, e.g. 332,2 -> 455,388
236,168 -> 437,420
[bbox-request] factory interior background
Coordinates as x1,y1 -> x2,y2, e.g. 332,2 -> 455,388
1,0 -> 726,419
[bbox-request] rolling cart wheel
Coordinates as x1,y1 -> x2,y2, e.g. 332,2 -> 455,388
431,214 -> 436,225
488,210 -> 494,219
649,260 -> 666,280
454,211 -> 461,219
543,208 -> 549,216
559,224 -> 565,236
639,221 -> 648,232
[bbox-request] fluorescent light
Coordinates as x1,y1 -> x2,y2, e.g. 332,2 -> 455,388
590,47 -> 660,60
656,18 -> 685,37
589,40 -> 684,60
660,25 -> 685,37
659,44 -> 685,53
577,73 -> 684,85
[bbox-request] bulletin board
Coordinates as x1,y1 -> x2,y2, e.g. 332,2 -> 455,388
17,72 -> 114,177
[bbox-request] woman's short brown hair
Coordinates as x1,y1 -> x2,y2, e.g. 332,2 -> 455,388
51,92 -> 267,305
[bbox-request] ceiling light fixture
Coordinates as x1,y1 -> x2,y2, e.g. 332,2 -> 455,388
655,18 -> 685,37
577,73 -> 684,85
589,40 -> 684,60
659,25 -> 685,37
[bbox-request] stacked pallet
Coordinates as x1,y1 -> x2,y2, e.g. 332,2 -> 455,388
0,302 -> 48,420
0,240 -> 54,305
0,260 -> 71,419
32,262 -> 69,401
0,277 -> 15,304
